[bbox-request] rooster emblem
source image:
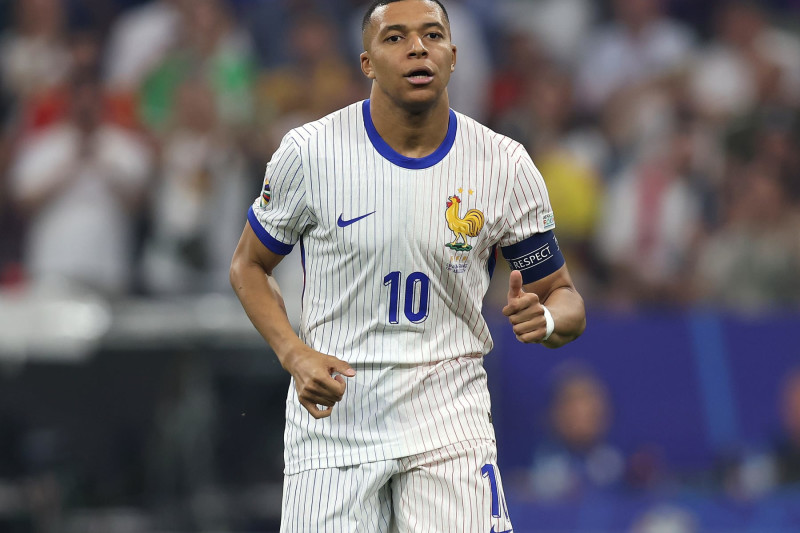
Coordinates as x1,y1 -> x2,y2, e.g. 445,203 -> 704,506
445,194 -> 485,251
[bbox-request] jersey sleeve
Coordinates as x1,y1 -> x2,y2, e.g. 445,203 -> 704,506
247,133 -> 313,255
499,150 -> 556,247
499,150 -> 565,284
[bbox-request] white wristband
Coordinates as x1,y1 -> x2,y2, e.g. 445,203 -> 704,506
541,305 -> 555,341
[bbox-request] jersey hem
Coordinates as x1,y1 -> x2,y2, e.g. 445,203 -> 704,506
283,434 -> 498,475
248,206 -> 294,255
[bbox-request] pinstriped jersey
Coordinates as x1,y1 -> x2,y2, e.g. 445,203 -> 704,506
248,99 -> 556,473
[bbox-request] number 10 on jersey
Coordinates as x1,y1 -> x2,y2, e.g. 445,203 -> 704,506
383,271 -> 430,323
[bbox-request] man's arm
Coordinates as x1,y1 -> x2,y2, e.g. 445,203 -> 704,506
230,223 -> 355,418
502,265 -> 586,348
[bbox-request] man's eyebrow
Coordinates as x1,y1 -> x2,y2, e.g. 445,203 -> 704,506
380,21 -> 446,34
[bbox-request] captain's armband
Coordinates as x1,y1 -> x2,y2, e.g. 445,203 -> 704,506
501,231 -> 565,284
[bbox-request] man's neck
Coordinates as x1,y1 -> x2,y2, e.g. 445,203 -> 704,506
368,91 -> 451,159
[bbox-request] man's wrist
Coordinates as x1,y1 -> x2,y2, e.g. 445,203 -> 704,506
274,338 -> 306,372
541,305 -> 555,341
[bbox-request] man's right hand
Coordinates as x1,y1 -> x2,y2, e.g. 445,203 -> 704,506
229,224 -> 355,419
283,346 -> 356,419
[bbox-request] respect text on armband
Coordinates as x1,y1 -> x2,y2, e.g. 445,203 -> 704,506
506,244 -> 554,271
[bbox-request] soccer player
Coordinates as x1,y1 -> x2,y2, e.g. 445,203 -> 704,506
229,0 -> 586,530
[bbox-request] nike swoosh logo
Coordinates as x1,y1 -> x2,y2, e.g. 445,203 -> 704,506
337,211 -> 375,227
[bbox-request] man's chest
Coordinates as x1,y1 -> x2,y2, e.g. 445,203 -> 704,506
305,166 -> 508,268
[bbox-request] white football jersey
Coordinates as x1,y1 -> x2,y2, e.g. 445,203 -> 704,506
249,100 -> 555,473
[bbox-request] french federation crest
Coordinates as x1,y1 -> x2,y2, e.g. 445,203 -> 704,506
260,176 -> 271,207
444,191 -> 485,251
444,189 -> 484,274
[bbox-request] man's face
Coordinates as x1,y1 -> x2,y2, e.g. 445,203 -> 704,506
361,0 -> 456,112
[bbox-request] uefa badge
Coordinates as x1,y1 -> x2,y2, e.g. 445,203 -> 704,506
541,211 -> 555,231
261,177 -> 271,207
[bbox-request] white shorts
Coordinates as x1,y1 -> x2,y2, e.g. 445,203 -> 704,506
280,439 -> 514,533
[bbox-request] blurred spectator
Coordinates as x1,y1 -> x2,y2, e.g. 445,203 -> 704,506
718,448 -> 779,501
725,106 -> 800,204
1,29 -> 106,289
0,0 -> 72,139
526,364 -> 626,500
494,63 -> 606,294
774,368 -> 800,485
494,49 -> 561,157
573,0 -> 698,170
718,368 -> 800,500
688,1 -> 800,121
0,0 -> 70,111
0,138 -> 19,286
241,0 -> 348,70
141,78 -> 249,295
496,0 -> 597,69
575,0 -> 695,114
487,31 -> 544,126
4,25 -> 106,140
103,0 -> 190,130
258,12 -> 362,150
631,504 -> 698,533
437,0 -> 491,122
693,161 -> 800,310
104,0 -> 188,92
595,119 -> 708,307
139,0 -> 256,134
9,71 -> 152,296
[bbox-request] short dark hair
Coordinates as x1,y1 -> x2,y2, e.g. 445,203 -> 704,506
361,0 -> 450,34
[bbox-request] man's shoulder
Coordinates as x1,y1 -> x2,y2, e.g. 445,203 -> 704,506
286,101 -> 364,144
454,111 -> 526,159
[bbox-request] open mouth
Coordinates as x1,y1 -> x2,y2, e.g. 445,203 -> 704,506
405,68 -> 434,84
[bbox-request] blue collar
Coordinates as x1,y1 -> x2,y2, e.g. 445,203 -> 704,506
362,99 -> 457,170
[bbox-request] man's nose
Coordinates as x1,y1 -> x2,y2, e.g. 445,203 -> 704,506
407,34 -> 428,57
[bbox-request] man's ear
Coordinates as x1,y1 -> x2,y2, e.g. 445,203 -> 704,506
451,44 -> 457,72
360,52 -> 376,79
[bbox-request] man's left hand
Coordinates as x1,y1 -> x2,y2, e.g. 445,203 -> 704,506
502,270 -> 549,343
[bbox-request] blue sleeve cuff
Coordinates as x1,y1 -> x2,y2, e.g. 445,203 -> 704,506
501,230 -> 565,284
247,206 -> 294,256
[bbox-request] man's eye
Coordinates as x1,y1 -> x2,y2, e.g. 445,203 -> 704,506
427,32 -> 442,39
386,35 -> 402,43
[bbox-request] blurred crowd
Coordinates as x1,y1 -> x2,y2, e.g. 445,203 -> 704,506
516,363 -> 800,502
1,0 -> 800,311
502,360 -> 800,533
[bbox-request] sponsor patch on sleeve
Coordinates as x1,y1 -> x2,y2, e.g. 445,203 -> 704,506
260,176 -> 271,207
541,211 -> 555,231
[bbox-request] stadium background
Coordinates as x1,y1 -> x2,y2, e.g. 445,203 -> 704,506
1,0 -> 799,531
